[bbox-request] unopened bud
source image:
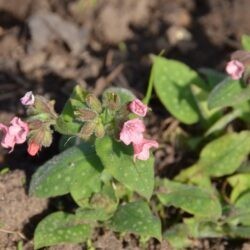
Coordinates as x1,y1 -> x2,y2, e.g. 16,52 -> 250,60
42,128 -> 53,147
27,141 -> 41,156
74,108 -> 97,121
27,95 -> 58,121
79,121 -> 96,140
29,125 -> 53,148
95,122 -> 105,138
86,94 -> 102,113
103,92 -> 121,111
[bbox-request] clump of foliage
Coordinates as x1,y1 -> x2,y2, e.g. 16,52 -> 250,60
2,34 -> 250,249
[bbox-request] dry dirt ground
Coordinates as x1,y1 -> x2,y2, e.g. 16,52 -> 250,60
1,0 -> 250,249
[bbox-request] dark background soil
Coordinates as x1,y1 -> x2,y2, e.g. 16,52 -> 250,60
1,0 -> 250,249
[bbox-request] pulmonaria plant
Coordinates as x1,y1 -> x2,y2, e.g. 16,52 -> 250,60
0,85 -> 160,249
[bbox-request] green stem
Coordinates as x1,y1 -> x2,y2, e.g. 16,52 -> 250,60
143,66 -> 154,105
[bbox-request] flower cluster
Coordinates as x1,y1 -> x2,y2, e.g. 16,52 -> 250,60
0,91 -> 55,156
119,99 -> 158,161
0,90 -> 157,162
0,92 -> 36,154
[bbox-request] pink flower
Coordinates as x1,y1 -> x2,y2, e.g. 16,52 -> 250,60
133,139 -> 159,161
20,91 -> 35,105
27,142 -> 40,156
0,117 -> 29,152
226,60 -> 245,80
120,118 -> 145,145
129,99 -> 148,117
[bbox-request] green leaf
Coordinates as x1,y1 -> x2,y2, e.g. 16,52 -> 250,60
164,220 -> 223,249
62,85 -> 87,118
190,83 -> 221,123
208,78 -> 250,109
102,87 -> 135,105
235,192 -> 250,209
157,179 -> 221,219
55,85 -> 87,135
227,192 -> 250,227
177,132 -> 250,180
29,144 -> 103,199
199,132 -> 250,177
95,137 -> 154,200
87,183 -> 118,215
242,35 -> 250,51
184,218 -> 224,238
199,68 -> 226,89
55,116 -> 81,135
110,201 -> 161,240
228,173 -> 250,202
228,226 -> 250,238
76,207 -> 112,222
205,109 -> 242,136
153,56 -> 202,124
34,211 -> 92,249
163,224 -> 192,250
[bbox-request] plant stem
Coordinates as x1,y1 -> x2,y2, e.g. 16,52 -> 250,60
143,66 -> 154,105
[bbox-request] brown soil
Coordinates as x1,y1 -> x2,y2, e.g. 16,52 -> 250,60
1,0 -> 250,249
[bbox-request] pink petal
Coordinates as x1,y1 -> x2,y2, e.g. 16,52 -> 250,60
120,119 -> 145,145
129,99 -> 148,117
1,132 -> 15,152
0,117 -> 29,152
20,91 -> 35,105
133,139 -> 159,161
226,60 -> 245,80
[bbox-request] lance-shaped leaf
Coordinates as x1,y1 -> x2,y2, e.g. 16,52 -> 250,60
208,78 -> 250,109
205,109 -> 242,136
110,201 -> 161,240
228,173 -> 250,202
34,212 -> 92,249
153,56 -> 202,124
176,132 -> 250,181
76,207 -> 112,222
95,137 -> 154,200
29,144 -> 103,199
157,179 -> 222,220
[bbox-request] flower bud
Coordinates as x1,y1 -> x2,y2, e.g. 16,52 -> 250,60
28,124 -> 53,155
103,92 -> 121,111
20,91 -> 35,106
85,94 -> 102,113
226,60 -> 245,80
129,99 -> 148,117
27,142 -> 40,156
74,108 -> 97,122
95,122 -> 105,138
79,121 -> 96,140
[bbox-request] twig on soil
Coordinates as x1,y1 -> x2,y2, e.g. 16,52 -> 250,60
93,64 -> 124,96
0,228 -> 27,240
